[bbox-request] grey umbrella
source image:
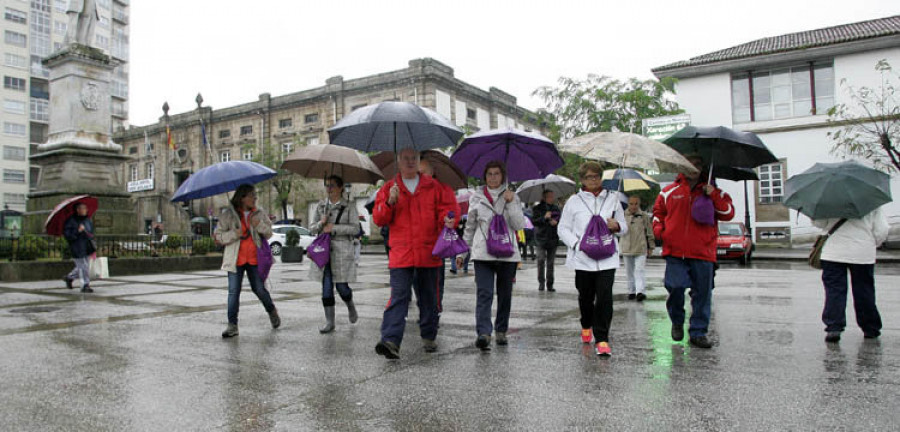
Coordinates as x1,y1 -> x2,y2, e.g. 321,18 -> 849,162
784,160 -> 892,219
517,174 -> 577,203
327,101 -> 464,152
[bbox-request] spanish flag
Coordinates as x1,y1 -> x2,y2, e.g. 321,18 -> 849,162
166,125 -> 174,150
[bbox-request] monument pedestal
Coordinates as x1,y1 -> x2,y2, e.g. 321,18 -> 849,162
24,44 -> 136,235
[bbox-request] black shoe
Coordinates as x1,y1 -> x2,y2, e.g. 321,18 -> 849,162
671,324 -> 684,341
422,338 -> 437,353
475,334 -> 491,351
80,285 -> 93,293
538,283 -> 545,291
495,332 -> 508,346
636,293 -> 646,302
546,285 -> 556,292
863,332 -> 880,339
628,293 -> 637,300
689,336 -> 713,349
449,269 -> 457,275
64,277 -> 73,289
375,340 -> 400,359
825,332 -> 841,343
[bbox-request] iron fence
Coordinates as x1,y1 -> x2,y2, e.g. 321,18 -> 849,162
0,234 -> 220,261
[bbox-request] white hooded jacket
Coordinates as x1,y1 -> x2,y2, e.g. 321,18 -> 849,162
558,189 -> 628,271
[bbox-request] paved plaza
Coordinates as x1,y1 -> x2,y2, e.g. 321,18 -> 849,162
1,255 -> 898,431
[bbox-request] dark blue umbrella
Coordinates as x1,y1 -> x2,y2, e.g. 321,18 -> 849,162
451,128 -> 563,182
171,161 -> 277,202
327,101 -> 463,152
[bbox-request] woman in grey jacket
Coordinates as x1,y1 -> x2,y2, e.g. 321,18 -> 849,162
461,161 -> 525,350
214,184 -> 279,338
309,175 -> 359,333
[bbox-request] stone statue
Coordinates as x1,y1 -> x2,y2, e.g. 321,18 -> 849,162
65,0 -> 100,47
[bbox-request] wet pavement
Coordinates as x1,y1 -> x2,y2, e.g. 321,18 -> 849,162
1,256 -> 898,431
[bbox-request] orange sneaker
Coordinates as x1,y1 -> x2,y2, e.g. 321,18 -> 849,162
581,329 -> 593,344
595,341 -> 611,357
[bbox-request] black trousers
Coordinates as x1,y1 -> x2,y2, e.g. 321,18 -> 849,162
575,269 -> 616,342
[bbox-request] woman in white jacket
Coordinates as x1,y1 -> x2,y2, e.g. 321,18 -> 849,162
813,206 -> 889,343
558,161 -> 627,356
213,184 -> 279,338
461,161 -> 525,350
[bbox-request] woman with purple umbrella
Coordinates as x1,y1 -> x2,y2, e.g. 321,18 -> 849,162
460,161 -> 526,351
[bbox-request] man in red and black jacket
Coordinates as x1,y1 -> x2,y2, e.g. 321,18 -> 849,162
653,155 -> 734,349
372,148 -> 458,359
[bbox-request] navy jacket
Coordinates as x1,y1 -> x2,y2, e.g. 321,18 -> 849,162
64,215 -> 95,258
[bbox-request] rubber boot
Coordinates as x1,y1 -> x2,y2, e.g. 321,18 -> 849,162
319,306 -> 335,333
346,300 -> 358,324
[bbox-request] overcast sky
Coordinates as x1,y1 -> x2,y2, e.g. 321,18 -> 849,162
127,0 -> 899,127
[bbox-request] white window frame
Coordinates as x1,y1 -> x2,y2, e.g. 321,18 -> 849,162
4,76 -> 27,91
30,98 -> 49,122
242,149 -> 253,160
3,193 -> 26,206
4,53 -> 27,69
731,62 -> 835,124
4,8 -> 27,24
306,136 -> 319,147
3,169 -> 26,184
3,145 -> 26,161
3,99 -> 26,114
757,163 -> 784,204
220,151 -> 231,163
129,165 -> 138,182
3,122 -> 26,136
53,20 -> 66,36
281,142 -> 293,155
145,162 -> 154,180
4,30 -> 26,47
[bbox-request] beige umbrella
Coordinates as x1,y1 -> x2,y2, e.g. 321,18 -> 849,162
280,144 -> 383,184
371,150 -> 468,189
561,132 -> 698,174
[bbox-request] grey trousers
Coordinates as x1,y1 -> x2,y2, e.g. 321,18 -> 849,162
536,245 -> 556,287
67,257 -> 91,286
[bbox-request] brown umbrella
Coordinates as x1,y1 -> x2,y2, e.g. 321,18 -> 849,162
281,144 -> 383,184
371,150 -> 467,190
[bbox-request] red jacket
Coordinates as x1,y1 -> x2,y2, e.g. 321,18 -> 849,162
652,174 -> 734,262
373,174 -> 459,268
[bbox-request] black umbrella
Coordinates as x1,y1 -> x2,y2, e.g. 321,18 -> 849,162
663,126 -> 777,169
327,101 -> 464,153
714,166 -> 759,182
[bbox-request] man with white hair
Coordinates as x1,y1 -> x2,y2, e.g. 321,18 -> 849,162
372,148 -> 458,359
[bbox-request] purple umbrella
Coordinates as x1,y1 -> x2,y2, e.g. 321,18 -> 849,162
451,128 -> 563,182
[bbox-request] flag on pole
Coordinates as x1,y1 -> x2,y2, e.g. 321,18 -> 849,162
200,118 -> 209,150
166,125 -> 174,150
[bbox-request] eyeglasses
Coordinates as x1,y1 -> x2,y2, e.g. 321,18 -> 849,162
582,174 -> 601,181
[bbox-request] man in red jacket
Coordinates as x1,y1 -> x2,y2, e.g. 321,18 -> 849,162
653,155 -> 734,349
373,148 -> 458,359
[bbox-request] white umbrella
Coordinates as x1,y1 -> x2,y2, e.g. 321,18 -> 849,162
561,132 -> 698,174
516,174 -> 577,203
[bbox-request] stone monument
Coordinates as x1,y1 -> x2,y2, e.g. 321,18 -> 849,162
23,40 -> 135,235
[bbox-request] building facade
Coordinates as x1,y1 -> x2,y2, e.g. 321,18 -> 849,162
1,0 -> 130,213
113,58 -> 548,235
653,15 -> 900,245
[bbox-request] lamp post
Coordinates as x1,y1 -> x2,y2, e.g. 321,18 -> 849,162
744,181 -> 752,239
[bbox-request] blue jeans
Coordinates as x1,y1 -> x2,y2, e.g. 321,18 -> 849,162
381,267 -> 441,346
474,260 -> 517,336
821,260 -> 881,335
451,252 -> 470,272
664,257 -> 713,338
322,263 -> 352,307
227,264 -> 276,325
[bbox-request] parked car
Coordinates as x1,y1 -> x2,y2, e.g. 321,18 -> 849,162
269,225 -> 315,256
717,222 -> 754,265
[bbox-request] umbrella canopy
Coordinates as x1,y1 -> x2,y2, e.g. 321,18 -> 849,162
190,217 -> 209,224
451,128 -> 563,182
561,132 -> 698,174
281,144 -> 383,184
516,174 -> 577,203
713,166 -> 760,182
601,168 -> 659,192
371,150 -> 467,190
327,101 -> 463,153
171,161 -> 277,202
784,160 -> 892,220
45,195 -> 98,236
663,126 -> 777,168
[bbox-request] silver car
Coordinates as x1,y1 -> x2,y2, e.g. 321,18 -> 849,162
268,225 -> 315,256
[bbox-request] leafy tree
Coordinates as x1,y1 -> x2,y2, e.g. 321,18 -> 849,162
533,75 -> 683,141
827,59 -> 900,173
246,138 -> 312,220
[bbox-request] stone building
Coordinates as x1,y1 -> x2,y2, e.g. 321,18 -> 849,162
113,58 -> 548,236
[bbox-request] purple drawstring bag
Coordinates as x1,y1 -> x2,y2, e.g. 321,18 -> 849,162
432,227 -> 470,258
579,215 -> 617,260
307,233 -> 331,268
256,239 -> 274,282
691,195 -> 716,226
486,214 -> 515,258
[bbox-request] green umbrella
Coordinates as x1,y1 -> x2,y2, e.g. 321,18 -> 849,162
784,160 -> 892,219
